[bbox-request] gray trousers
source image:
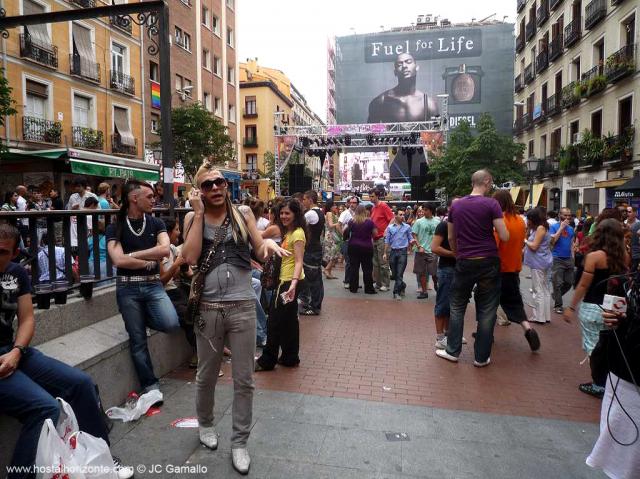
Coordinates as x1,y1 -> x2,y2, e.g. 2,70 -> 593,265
552,257 -> 574,308
195,300 -> 256,448
372,237 -> 390,288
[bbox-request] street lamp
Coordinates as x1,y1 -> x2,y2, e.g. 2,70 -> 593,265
525,156 -> 539,210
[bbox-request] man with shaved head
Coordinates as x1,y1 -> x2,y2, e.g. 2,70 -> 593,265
436,169 -> 509,367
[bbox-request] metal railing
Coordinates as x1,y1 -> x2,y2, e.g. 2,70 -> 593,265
513,115 -> 524,135
536,48 -> 549,73
605,44 -> 636,83
516,33 -> 525,53
243,137 -> 258,147
243,108 -> 258,117
539,155 -> 560,176
526,18 -> 536,41
523,111 -> 533,130
585,0 -> 607,29
611,0 -> 625,5
67,0 -> 96,7
564,17 -> 582,48
110,15 -> 133,34
561,81 -> 581,108
72,126 -> 104,150
70,53 -> 101,83
550,0 -> 564,9
22,116 -> 62,144
549,33 -> 564,61
110,71 -> 135,95
546,93 -> 561,117
604,127 -> 635,164
517,0 -> 527,13
19,33 -> 58,69
524,63 -> 535,84
537,0 -> 550,27
111,134 -> 137,156
581,64 -> 606,96
514,74 -> 524,93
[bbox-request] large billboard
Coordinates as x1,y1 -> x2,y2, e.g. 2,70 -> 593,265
334,23 -> 515,169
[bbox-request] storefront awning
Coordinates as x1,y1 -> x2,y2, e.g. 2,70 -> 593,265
509,186 -> 521,203
613,175 -> 640,200
70,158 -> 159,182
526,183 -> 544,209
595,178 -> 629,188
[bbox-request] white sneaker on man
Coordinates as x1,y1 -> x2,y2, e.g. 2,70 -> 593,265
232,448 -> 251,474
435,349 -> 458,362
379,286 -> 389,292
435,337 -> 447,350
473,358 -> 491,368
199,426 -> 218,450
112,457 -> 134,479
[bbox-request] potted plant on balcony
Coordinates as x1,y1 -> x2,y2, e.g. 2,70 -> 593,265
603,132 -> 619,163
558,145 -> 577,171
80,127 -> 103,150
574,80 -> 588,98
43,122 -> 62,143
577,130 -> 604,168
587,75 -> 607,96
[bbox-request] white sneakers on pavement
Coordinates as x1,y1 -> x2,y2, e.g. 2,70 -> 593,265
473,358 -> 491,368
435,349 -> 458,362
199,426 -> 218,450
435,337 -> 447,350
232,448 -> 251,474
378,286 -> 389,292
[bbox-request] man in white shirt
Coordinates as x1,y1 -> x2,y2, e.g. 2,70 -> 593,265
66,178 -> 98,250
15,185 -> 28,239
338,195 -> 359,288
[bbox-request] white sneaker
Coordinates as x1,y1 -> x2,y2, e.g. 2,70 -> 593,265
462,336 -> 467,344
199,426 -> 218,450
112,457 -> 134,479
435,337 -> 447,350
435,349 -> 458,362
379,286 -> 389,292
473,358 -> 491,368
343,283 -> 350,289
232,448 -> 251,474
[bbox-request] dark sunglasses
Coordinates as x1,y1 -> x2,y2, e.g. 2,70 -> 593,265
200,178 -> 227,191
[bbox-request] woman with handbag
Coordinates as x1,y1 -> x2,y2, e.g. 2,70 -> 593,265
255,198 -> 307,371
563,219 -> 629,398
181,165 -> 287,475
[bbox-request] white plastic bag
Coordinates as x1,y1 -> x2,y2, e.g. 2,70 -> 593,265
105,389 -> 163,422
56,398 -> 79,444
35,419 -> 85,479
68,432 -> 117,479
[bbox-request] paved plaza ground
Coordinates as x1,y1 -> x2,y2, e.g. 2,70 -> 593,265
110,265 -> 607,478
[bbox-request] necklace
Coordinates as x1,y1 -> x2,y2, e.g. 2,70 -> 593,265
126,215 -> 146,237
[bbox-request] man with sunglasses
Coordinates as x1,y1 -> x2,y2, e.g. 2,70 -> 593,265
106,180 -> 180,396
338,195 -> 359,289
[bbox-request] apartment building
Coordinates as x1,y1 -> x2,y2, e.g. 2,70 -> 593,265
513,0 -> 639,214
143,0 -> 240,197
0,0 -> 159,197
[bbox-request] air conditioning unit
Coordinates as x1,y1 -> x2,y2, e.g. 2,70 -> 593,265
572,132 -> 582,144
417,15 -> 424,24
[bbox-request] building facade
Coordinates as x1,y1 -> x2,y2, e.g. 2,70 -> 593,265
0,0 -> 159,198
514,0 -> 639,214
143,0 -> 240,198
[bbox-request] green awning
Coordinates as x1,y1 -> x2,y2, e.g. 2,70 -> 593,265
70,158 -> 160,181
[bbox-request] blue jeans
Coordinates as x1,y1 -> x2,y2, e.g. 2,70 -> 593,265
446,257 -> 501,362
389,249 -> 408,295
251,270 -> 267,345
299,250 -> 324,313
0,346 -> 110,478
434,266 -> 454,317
116,281 -> 180,390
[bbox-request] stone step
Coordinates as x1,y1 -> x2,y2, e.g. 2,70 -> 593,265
0,313 -> 192,474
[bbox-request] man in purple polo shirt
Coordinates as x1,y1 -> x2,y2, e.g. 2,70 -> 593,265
436,169 -> 509,367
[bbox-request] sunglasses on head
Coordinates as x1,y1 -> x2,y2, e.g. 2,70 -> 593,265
200,178 -> 227,191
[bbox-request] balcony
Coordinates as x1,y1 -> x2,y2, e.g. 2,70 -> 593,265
242,169 -> 260,180
605,44 -> 636,83
611,0 -> 625,5
550,0 -> 564,9
517,0 -> 526,13
513,115 -> 524,135
70,54 -> 101,83
559,145 -> 579,172
564,17 -> 582,48
20,34 -> 58,69
72,126 -> 104,151
536,49 -> 549,73
242,108 -> 258,118
581,65 -> 606,96
525,19 -> 536,42
539,155 -> 560,176
111,134 -> 137,156
514,74 -> 524,93
603,127 -> 635,165
523,111 -> 534,130
537,0 -> 550,27
524,63 -> 535,84
546,93 -> 561,117
67,0 -> 95,6
110,15 -> 132,34
22,116 -> 62,144
549,34 -> 564,61
533,103 -> 547,124
585,0 -> 607,29
243,137 -> 258,147
561,81 -> 581,108
110,71 -> 135,95
516,33 -> 525,54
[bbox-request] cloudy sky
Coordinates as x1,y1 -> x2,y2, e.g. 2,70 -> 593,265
237,0 -> 517,121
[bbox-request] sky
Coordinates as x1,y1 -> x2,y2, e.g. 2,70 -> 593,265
237,0 -> 517,122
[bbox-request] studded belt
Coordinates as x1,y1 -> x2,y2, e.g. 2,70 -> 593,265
199,300 -> 253,311
116,274 -> 161,283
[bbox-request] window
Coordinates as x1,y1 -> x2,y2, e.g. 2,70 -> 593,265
212,15 -> 219,35
214,97 -> 222,116
25,79 -> 48,119
201,6 -> 210,28
569,120 -> 580,144
528,139 -> 534,158
183,78 -> 192,97
202,49 -> 211,70
113,106 -> 135,148
174,27 -> 191,51
246,154 -> 257,171
226,0 -> 234,9
571,56 -> 580,81
213,56 -> 221,75
203,92 -> 212,111
73,94 -> 91,128
619,96 -> 632,132
111,42 -> 126,74
175,74 -> 183,91
149,61 -> 159,82
551,127 -> 562,154
591,110 -> 602,138
227,27 -> 234,47
228,104 -> 236,122
227,65 -> 235,84
245,96 -> 257,115
150,114 -> 159,134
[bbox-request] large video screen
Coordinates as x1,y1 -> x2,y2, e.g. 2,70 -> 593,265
334,23 -> 514,135
338,151 -> 390,193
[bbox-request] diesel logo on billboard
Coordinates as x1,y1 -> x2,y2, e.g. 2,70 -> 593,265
365,29 -> 482,63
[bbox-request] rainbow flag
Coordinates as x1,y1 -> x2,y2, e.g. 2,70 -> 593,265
151,81 -> 161,109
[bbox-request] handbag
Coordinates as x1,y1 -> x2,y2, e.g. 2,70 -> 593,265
260,253 -> 282,291
185,216 -> 230,326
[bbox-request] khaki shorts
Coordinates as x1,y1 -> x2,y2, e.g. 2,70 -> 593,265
413,252 -> 438,276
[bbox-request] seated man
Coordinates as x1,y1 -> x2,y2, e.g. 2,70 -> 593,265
0,225 -> 132,479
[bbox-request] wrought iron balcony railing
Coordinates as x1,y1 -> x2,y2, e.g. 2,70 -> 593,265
546,93 -> 561,117
526,19 -> 536,42
242,108 -> 258,118
516,33 -> 525,54
605,44 -> 636,83
549,34 -> 564,61
110,71 -> 135,95
585,0 -> 607,29
72,126 -> 104,150
539,155 -> 560,176
513,115 -> 524,135
564,17 -> 582,48
67,0 -> 96,7
581,65 -> 606,96
19,34 -> 58,69
110,15 -> 133,34
243,137 -> 258,147
514,74 -> 524,93
23,116 -> 62,144
523,111 -> 534,130
603,127 -> 635,165
561,81 -> 581,108
524,63 -> 535,84
537,0 -> 550,27
611,0 -> 625,5
536,49 -> 549,73
517,0 -> 527,13
111,134 -> 137,156
550,0 -> 564,9
70,54 -> 101,83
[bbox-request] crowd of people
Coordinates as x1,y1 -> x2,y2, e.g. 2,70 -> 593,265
0,165 -> 638,478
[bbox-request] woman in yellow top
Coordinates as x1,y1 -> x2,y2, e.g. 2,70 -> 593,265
256,198 -> 307,371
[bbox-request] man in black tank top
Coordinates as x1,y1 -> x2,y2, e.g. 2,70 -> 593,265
299,191 -> 325,315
